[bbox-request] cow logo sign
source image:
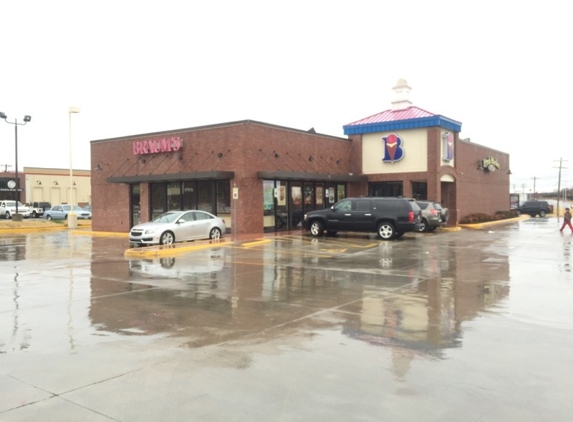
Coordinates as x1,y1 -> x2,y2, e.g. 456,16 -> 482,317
442,132 -> 454,162
382,134 -> 405,163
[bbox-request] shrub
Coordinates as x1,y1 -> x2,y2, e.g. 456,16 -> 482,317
460,210 -> 519,224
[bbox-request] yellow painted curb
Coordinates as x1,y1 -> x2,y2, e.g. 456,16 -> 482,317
124,238 -> 231,258
459,215 -> 529,230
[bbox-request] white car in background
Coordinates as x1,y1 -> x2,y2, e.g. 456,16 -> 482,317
129,210 -> 226,246
0,200 -> 31,219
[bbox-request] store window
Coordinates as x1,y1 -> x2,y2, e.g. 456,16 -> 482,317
369,182 -> 403,197
130,184 -> 141,226
263,180 -> 276,232
150,183 -> 167,219
167,183 -> 181,211
149,180 -> 228,219
412,182 -> 427,200
197,180 -> 214,212
182,182 -> 196,210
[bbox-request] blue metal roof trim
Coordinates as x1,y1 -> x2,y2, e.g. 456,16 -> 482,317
343,115 -> 462,135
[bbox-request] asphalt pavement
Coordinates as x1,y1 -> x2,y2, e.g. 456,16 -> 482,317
1,216 -> 572,421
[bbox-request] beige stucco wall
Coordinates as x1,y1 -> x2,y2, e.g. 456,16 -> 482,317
24,167 -> 91,206
362,129 -> 428,174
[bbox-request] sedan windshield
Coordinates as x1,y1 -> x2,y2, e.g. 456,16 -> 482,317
152,212 -> 180,224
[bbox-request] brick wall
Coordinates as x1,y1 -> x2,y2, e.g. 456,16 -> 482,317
91,121 -> 354,234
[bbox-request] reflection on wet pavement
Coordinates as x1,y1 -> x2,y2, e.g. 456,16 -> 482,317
1,220 -> 573,420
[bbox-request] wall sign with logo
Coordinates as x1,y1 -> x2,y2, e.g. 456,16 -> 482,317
132,136 -> 182,155
381,133 -> 405,163
480,157 -> 500,172
442,132 -> 454,162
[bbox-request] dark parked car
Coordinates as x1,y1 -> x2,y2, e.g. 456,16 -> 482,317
303,197 -> 422,240
517,200 -> 553,217
417,200 -> 449,232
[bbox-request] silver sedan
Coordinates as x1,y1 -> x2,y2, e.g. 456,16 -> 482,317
129,210 -> 226,246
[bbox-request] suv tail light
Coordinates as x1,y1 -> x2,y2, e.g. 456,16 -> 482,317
408,211 -> 414,223
430,209 -> 439,216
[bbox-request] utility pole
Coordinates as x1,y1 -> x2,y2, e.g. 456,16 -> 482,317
531,177 -> 538,199
554,158 -> 568,219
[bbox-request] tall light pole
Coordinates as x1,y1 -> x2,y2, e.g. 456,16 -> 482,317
0,112 -> 31,221
68,107 -> 81,229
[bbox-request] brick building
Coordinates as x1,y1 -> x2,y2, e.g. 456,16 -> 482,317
90,80 -> 510,235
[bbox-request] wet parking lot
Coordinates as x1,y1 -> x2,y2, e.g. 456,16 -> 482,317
1,218 -> 573,421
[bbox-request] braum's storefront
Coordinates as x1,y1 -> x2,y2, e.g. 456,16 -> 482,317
91,120 -> 366,235
90,81 -> 510,235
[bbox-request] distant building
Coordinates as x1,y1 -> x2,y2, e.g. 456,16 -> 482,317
0,167 -> 91,207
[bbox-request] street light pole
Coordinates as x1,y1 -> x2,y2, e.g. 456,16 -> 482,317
68,107 -> 80,229
0,112 -> 31,221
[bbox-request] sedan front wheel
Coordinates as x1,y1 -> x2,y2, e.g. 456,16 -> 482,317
160,231 -> 175,245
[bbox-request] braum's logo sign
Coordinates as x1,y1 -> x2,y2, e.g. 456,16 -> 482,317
132,136 -> 182,155
382,133 -> 405,163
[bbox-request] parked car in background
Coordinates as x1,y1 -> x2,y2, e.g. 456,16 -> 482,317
303,197 -> 422,240
129,210 -> 226,246
27,202 -> 50,218
0,200 -> 31,219
516,200 -> 553,217
417,200 -> 449,232
44,204 -> 92,220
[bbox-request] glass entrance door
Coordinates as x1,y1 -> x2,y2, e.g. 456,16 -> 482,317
291,181 -> 303,229
275,180 -> 289,231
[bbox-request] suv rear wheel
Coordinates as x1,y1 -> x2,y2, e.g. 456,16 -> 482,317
418,219 -> 428,232
377,222 -> 395,240
539,210 -> 547,217
309,220 -> 324,237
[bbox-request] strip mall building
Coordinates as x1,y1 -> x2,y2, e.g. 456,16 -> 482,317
91,80 -> 510,235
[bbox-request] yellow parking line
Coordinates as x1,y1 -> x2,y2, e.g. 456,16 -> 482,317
124,239 -> 230,258
242,239 -> 272,248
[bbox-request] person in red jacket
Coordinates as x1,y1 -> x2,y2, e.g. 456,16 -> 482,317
560,208 -> 573,232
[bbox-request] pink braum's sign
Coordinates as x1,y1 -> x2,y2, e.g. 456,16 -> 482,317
132,136 -> 182,155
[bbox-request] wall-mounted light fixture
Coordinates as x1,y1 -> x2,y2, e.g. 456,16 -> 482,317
308,155 -> 314,162
37,180 -> 42,185
54,181 -> 59,185
217,152 -> 223,158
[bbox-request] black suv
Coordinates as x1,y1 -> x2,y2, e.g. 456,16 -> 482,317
303,197 -> 422,240
517,200 -> 552,217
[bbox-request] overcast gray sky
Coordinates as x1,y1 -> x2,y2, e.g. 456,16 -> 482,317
1,0 -> 571,193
